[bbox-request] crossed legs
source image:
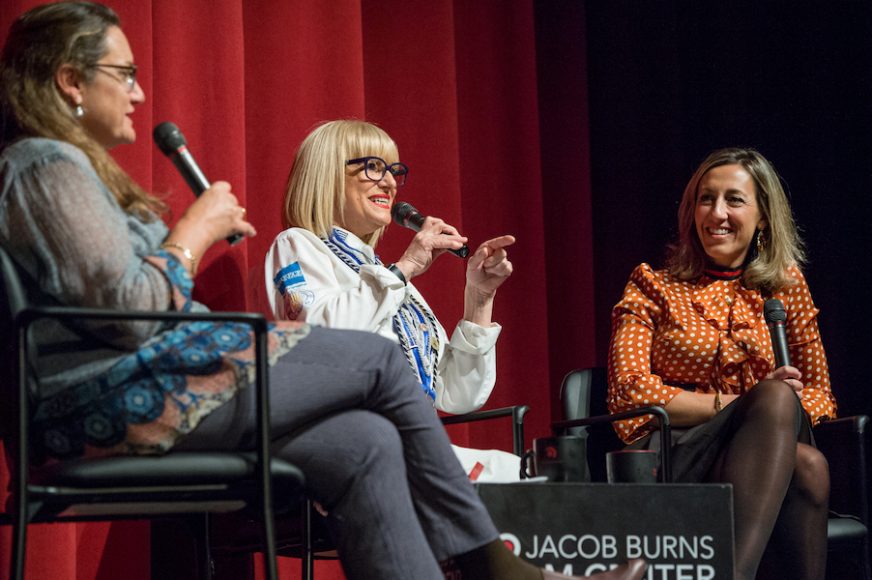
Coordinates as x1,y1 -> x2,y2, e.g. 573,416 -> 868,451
706,380 -> 829,580
179,327 -> 497,579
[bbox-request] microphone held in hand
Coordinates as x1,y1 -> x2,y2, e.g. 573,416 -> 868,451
391,202 -> 469,258
764,298 -> 791,368
153,121 -> 243,246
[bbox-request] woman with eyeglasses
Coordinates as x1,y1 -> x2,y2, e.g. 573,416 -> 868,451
265,120 -> 522,481
0,3 -> 647,579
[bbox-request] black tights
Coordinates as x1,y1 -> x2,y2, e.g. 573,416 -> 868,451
707,380 -> 829,580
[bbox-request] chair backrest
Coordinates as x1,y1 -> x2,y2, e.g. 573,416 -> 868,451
559,369 -> 592,437
559,367 -> 624,482
560,367 -> 614,421
0,244 -> 26,442
0,245 -> 27,321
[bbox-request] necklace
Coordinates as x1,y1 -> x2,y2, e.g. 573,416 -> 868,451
703,263 -> 744,280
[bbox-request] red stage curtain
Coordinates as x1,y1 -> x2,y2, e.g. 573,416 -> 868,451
0,1 -> 592,578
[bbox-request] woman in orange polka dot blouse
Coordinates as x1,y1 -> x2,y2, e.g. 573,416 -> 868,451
608,147 -> 836,580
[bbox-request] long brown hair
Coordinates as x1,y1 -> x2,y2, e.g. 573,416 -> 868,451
667,147 -> 805,293
0,1 -> 164,218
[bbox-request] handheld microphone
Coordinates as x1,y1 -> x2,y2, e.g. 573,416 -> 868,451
153,122 -> 243,246
763,298 -> 791,368
391,202 -> 470,258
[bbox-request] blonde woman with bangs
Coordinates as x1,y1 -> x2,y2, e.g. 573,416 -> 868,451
265,120 -> 521,481
607,147 -> 836,580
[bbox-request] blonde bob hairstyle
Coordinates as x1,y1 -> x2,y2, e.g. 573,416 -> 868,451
284,120 -> 400,247
1,1 -> 164,218
666,147 -> 805,294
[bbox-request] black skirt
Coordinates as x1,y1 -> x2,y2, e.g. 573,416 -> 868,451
627,393 -> 813,483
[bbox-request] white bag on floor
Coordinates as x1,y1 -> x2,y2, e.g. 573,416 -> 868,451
451,444 -> 521,483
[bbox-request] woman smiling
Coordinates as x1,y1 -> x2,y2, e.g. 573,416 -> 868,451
608,148 -> 836,580
265,120 -> 522,481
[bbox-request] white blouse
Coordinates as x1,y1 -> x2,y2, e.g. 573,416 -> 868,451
265,226 -> 501,414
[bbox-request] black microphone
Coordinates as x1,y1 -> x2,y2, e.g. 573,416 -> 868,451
391,202 -> 469,258
153,121 -> 243,246
764,298 -> 791,368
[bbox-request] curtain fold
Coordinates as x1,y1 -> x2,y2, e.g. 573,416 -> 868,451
0,1 -> 592,578
452,0 -> 552,452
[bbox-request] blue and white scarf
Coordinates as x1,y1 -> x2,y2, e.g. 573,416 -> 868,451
322,229 -> 441,401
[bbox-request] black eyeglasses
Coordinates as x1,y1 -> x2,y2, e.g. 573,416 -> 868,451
90,63 -> 138,92
346,156 -> 409,187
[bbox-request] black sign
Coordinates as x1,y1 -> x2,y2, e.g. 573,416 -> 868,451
478,482 -> 734,579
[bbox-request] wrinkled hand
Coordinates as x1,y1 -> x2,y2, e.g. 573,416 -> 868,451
465,235 -> 516,296
395,216 -> 468,280
766,365 -> 803,396
180,181 -> 256,244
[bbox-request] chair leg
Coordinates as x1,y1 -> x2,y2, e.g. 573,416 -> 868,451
260,502 -> 278,580
151,517 -> 210,580
11,517 -> 26,580
199,513 -> 214,580
302,500 -> 314,580
11,491 -> 29,580
863,535 -> 871,580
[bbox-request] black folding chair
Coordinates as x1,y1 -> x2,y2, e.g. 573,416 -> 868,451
552,367 -> 671,482
0,243 -> 306,580
559,367 -> 870,579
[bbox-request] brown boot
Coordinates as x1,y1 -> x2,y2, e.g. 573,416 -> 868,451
542,558 -> 647,580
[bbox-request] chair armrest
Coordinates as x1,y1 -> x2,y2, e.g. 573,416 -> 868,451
551,406 -> 672,482
440,405 -> 530,456
18,305 -> 268,328
814,415 -> 868,440
814,415 -> 869,524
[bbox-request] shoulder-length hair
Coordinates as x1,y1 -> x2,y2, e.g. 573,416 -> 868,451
283,120 -> 399,247
666,147 -> 805,293
0,1 -> 164,218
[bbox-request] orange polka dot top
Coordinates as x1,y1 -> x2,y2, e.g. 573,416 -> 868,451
607,263 -> 837,444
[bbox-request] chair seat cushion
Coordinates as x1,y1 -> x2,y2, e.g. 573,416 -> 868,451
828,514 -> 867,547
29,452 -> 303,487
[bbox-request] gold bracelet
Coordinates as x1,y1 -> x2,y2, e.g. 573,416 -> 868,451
160,242 -> 198,274
714,390 -> 723,414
